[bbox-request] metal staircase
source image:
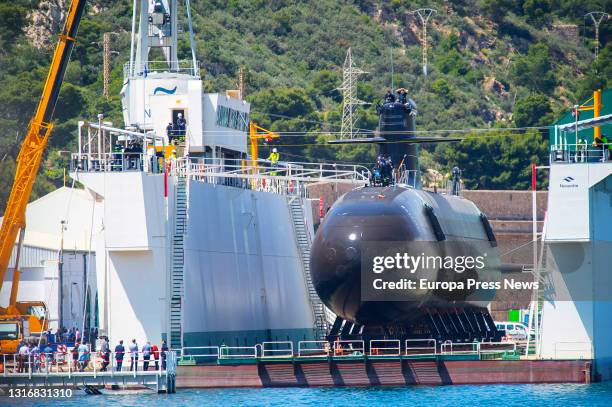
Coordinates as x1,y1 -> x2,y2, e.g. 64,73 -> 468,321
170,176 -> 188,349
287,197 -> 328,340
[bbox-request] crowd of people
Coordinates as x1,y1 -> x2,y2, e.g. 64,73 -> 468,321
111,338 -> 169,372
14,335 -> 170,373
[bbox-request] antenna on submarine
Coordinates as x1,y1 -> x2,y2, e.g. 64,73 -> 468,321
390,48 -> 394,90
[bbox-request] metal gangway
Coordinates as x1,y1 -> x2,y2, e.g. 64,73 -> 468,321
0,351 -> 178,393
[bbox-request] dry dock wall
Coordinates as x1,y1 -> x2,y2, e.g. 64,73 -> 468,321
176,359 -> 591,388
183,182 -> 317,347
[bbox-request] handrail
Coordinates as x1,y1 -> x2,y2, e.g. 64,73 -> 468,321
550,142 -> 611,164
369,339 -> 401,356
218,346 -> 258,359
123,60 -> 200,79
478,341 -> 517,355
333,340 -> 364,357
404,339 -> 437,356
2,350 -> 173,376
438,341 -> 516,356
297,340 -> 331,357
261,341 -> 293,358
180,346 -> 220,359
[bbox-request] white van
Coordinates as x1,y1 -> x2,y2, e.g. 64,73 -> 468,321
495,321 -> 528,340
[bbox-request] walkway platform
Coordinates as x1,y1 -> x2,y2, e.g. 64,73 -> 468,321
0,352 -> 178,393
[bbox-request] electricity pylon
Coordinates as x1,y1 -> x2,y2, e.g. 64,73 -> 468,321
410,8 -> 437,76
585,11 -> 609,59
338,48 -> 367,139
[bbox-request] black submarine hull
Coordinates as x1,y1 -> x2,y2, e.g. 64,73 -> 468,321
310,185 -> 501,327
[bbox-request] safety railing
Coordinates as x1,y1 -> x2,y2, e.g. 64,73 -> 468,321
175,157 -> 370,183
478,341 -> 517,355
218,346 -> 258,359
405,339 -> 437,356
179,346 -> 220,363
297,341 -> 331,357
332,340 -> 365,357
369,339 -> 401,356
2,350 -> 172,378
395,169 -> 421,189
123,60 -> 200,79
550,143 -> 611,164
439,341 -> 517,356
440,341 -> 479,355
261,341 -> 293,358
71,152 -> 147,173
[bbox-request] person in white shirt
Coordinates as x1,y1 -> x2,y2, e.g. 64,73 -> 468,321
129,339 -> 139,371
18,343 -> 30,373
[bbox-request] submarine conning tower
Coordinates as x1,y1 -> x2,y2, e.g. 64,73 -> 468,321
377,98 -> 418,181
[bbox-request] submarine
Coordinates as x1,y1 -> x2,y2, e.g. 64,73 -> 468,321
311,93 -> 503,342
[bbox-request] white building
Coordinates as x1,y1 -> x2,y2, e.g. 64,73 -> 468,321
0,187 -> 101,333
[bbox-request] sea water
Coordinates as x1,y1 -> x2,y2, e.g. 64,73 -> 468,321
6,382 -> 612,406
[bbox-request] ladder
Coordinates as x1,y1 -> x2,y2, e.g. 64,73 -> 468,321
287,197 -> 328,340
170,176 -> 188,349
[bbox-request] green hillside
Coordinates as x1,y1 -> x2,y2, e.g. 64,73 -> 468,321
0,0 -> 610,208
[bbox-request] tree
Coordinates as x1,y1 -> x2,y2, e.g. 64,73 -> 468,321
511,43 -> 556,93
513,94 -> 553,127
431,78 -> 454,104
522,0 -> 552,25
0,4 -> 27,50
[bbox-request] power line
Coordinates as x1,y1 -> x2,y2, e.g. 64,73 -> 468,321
409,8 -> 437,76
200,125 -> 549,137
242,130 -> 544,148
250,110 -> 375,132
585,11 -> 609,60
338,48 -> 368,139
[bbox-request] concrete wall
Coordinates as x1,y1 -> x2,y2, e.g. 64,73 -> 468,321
461,190 -> 547,221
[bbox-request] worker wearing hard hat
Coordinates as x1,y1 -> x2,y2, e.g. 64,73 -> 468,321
267,148 -> 280,176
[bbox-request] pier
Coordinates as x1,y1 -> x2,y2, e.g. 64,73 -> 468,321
0,351 -> 178,393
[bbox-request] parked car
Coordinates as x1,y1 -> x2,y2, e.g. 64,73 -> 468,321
495,321 -> 529,341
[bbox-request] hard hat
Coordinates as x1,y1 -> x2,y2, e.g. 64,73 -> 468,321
178,113 -> 183,117
273,148 -> 278,153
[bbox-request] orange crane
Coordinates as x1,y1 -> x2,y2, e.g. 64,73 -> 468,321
249,122 -> 280,167
0,0 -> 87,354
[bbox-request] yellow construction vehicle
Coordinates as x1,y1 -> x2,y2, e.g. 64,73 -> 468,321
0,0 -> 87,354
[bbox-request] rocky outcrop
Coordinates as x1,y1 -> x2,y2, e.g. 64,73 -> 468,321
25,0 -> 67,49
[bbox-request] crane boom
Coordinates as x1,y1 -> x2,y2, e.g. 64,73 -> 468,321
0,0 -> 87,299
